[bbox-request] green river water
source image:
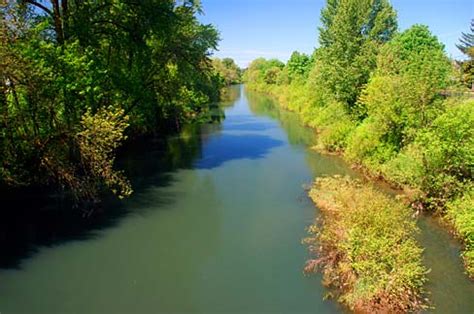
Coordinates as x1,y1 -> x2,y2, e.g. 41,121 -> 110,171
0,85 -> 472,313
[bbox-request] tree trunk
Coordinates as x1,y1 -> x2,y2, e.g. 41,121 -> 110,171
51,0 -> 64,44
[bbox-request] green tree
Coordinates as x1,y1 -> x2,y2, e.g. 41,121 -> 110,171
244,58 -> 284,86
456,19 -> 474,90
348,25 -> 450,164
317,0 -> 397,108
286,51 -> 312,82
456,19 -> 474,57
360,25 -> 450,140
212,57 -> 241,85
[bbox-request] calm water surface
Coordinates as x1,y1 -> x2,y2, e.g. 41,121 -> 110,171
0,85 -> 472,313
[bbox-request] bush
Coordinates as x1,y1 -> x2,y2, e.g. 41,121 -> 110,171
346,118 -> 393,165
446,188 -> 474,278
309,101 -> 356,151
381,144 -> 425,187
304,176 -> 428,312
415,99 -> 474,205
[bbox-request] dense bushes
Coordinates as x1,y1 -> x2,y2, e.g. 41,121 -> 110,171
245,0 -> 474,279
304,177 -> 428,312
446,188 -> 474,277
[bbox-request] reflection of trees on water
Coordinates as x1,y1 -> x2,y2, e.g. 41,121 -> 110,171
207,85 -> 241,123
245,88 -> 316,147
0,121 -> 226,312
244,87 -> 356,178
219,85 -> 241,107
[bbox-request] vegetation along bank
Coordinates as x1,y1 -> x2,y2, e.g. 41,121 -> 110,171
244,0 -> 474,308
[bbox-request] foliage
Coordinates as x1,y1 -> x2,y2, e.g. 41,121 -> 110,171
316,0 -> 397,108
0,0 -> 222,203
309,101 -> 355,152
286,51 -> 312,82
76,107 -> 132,201
243,58 -> 285,87
456,19 -> 474,57
446,187 -> 474,278
414,99 -> 474,206
346,25 -> 451,167
456,19 -> 474,89
212,57 -> 241,86
345,117 -> 397,168
244,0 -> 474,278
304,176 -> 428,312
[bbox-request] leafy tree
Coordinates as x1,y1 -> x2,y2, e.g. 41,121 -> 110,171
212,57 -> 241,85
347,25 -> 450,168
286,51 -> 312,82
243,58 -> 284,86
359,25 -> 450,142
317,0 -> 397,108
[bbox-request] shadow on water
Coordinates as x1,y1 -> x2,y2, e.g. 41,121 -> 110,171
0,87 -> 242,271
195,133 -> 283,169
0,136 -> 195,270
245,88 -> 357,179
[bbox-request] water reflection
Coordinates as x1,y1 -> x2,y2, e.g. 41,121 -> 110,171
219,85 -> 241,107
246,88 -> 355,179
246,89 -> 317,147
244,87 -> 474,312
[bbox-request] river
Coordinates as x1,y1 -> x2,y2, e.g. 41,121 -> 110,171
0,85 -> 472,313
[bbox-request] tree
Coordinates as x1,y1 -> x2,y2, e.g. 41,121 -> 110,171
349,25 -> 451,162
317,0 -> 397,108
243,58 -> 284,86
456,19 -> 474,57
456,19 -> 474,90
212,57 -> 241,85
286,51 -> 312,82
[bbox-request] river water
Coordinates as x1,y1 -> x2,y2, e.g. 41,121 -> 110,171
0,85 -> 472,313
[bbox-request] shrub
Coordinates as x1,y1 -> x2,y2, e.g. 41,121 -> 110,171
446,188 -> 474,278
304,176 -> 428,312
415,99 -> 474,205
76,107 -> 132,200
381,144 -> 425,187
311,101 -> 356,151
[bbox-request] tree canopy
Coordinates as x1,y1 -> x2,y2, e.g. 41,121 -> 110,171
1,0 -> 223,203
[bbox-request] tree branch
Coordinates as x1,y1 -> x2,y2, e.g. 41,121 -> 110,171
24,0 -> 53,17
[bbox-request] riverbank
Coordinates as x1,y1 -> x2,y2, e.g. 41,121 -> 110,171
246,82 -> 474,280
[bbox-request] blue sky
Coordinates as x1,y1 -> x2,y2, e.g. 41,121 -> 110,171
199,0 -> 474,67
